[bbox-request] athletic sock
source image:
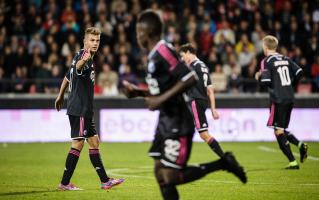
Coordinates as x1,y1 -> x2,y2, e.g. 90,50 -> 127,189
159,182 -> 179,200
179,159 -> 224,184
276,134 -> 295,162
207,137 -> 224,157
61,148 -> 81,185
285,130 -> 300,146
89,149 -> 109,183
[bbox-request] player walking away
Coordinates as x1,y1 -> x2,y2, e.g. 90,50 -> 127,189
55,27 -> 124,190
123,10 -> 247,200
179,43 -> 224,158
255,35 -> 308,169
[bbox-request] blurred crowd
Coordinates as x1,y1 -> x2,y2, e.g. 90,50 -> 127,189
0,0 -> 319,95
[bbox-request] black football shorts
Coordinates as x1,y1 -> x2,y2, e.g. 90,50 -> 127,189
148,107 -> 194,169
189,99 -> 209,133
267,103 -> 293,130
68,115 -> 97,139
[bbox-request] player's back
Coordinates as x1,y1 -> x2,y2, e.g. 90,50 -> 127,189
187,59 -> 211,102
261,54 -> 302,104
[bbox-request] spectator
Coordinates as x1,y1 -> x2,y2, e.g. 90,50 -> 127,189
211,64 -> 227,92
28,33 -> 46,55
98,63 -> 119,96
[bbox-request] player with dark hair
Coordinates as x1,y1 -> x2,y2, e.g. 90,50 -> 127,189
179,43 -> 224,158
255,35 -> 308,169
55,27 -> 124,190
123,10 -> 246,200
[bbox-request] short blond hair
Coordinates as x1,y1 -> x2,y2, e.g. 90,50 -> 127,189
85,27 -> 101,36
262,35 -> 278,50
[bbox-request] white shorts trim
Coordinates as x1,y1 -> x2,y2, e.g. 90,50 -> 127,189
149,152 -> 161,157
160,159 -> 182,169
267,125 -> 285,130
72,136 -> 85,140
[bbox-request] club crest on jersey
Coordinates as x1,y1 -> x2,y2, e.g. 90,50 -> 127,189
148,61 -> 155,73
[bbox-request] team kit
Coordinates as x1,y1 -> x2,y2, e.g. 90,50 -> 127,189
54,10 -> 308,200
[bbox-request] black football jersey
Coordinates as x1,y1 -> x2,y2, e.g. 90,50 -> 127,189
146,40 -> 196,113
65,49 -> 95,117
187,59 -> 212,102
260,53 -> 302,104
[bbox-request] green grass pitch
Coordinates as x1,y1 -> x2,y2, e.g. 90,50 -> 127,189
0,142 -> 318,200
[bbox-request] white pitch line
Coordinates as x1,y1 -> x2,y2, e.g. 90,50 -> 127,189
258,146 -> 319,161
108,167 -> 319,186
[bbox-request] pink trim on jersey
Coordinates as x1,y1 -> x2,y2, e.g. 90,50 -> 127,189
176,136 -> 187,165
191,101 -> 201,129
260,58 -> 266,71
267,104 -> 275,126
79,117 -> 84,136
157,44 -> 179,71
80,49 -> 87,59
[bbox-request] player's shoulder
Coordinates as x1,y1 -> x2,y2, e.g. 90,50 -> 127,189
150,40 -> 179,61
191,59 -> 206,69
265,53 -> 289,63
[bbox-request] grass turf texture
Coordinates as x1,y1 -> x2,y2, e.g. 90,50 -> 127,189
0,142 -> 318,200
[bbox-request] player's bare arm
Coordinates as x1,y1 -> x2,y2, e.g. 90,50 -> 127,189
255,71 -> 261,81
55,77 -> 69,111
207,85 -> 219,120
145,73 -> 197,110
122,80 -> 150,98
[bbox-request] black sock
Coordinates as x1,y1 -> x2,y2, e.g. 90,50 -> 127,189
61,148 -> 81,185
276,134 -> 295,162
208,137 -> 224,157
179,159 -> 224,184
159,182 -> 179,200
89,149 -> 109,183
285,131 -> 300,146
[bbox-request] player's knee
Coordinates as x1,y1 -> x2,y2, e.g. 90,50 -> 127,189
87,135 -> 100,149
199,131 -> 211,143
72,139 -> 85,151
274,128 -> 284,135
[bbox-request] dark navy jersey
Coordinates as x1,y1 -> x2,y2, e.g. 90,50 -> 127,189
260,53 -> 302,104
187,58 -> 212,102
146,40 -> 195,136
65,49 -> 95,117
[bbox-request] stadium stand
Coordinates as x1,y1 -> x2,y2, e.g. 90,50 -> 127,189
0,0 -> 318,94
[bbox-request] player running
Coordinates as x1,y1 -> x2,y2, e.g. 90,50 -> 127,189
255,35 -> 308,169
123,10 -> 247,200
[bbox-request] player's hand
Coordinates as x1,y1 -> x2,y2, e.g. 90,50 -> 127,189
145,96 -> 163,111
212,109 -> 220,120
81,49 -> 91,62
55,95 -> 64,111
122,80 -> 137,98
255,71 -> 261,80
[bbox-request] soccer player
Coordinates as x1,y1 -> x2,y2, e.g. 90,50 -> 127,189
123,10 -> 247,200
255,35 -> 308,169
179,43 -> 224,158
55,27 -> 124,190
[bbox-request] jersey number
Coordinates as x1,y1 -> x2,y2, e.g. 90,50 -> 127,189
201,67 -> 209,87
277,66 -> 291,86
203,74 -> 208,87
146,74 -> 160,95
